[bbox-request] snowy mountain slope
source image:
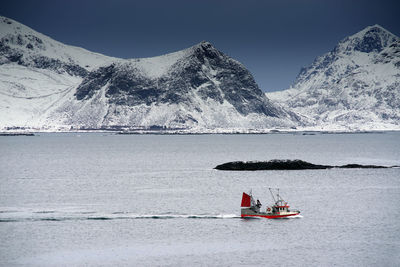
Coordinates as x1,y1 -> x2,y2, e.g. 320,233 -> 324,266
267,25 -> 400,130
0,64 -> 81,129
0,16 -> 298,131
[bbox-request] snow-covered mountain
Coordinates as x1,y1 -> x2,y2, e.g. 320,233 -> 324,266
0,16 -> 298,132
267,25 -> 400,131
2,17 -> 398,132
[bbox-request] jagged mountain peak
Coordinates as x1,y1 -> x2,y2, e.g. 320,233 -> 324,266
353,24 -> 395,39
336,24 -> 399,54
117,41 -> 224,80
194,40 -> 213,48
191,41 -> 224,62
192,40 -> 217,52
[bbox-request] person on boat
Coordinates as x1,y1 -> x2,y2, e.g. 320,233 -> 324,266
250,199 -> 261,213
256,199 -> 262,208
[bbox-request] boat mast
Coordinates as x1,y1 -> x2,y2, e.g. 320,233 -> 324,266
269,188 -> 276,202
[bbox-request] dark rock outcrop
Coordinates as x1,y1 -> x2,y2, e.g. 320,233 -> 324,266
214,159 -> 395,171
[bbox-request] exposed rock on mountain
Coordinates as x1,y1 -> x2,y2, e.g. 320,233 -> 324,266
267,25 -> 400,130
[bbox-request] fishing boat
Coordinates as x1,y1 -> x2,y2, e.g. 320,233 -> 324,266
241,188 -> 300,218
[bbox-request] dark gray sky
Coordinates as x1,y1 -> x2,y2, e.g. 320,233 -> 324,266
1,0 -> 400,92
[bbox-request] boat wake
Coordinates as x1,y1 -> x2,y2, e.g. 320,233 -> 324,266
0,209 -> 241,222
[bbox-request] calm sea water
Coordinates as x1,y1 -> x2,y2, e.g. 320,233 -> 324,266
1,132 -> 399,266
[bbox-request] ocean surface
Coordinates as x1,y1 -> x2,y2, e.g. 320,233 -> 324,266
1,132 -> 399,266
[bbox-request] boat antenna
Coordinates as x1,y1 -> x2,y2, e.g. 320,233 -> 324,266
269,188 -> 276,202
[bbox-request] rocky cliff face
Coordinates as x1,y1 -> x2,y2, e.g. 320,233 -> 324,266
0,16 -> 297,131
267,25 -> 400,130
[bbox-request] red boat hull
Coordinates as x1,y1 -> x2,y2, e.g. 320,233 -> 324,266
241,213 -> 300,219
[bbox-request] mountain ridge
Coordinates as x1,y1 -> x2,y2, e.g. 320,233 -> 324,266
0,16 -> 299,131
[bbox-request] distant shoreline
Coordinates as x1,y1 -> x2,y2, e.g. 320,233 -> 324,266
0,133 -> 35,136
1,129 -> 399,136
